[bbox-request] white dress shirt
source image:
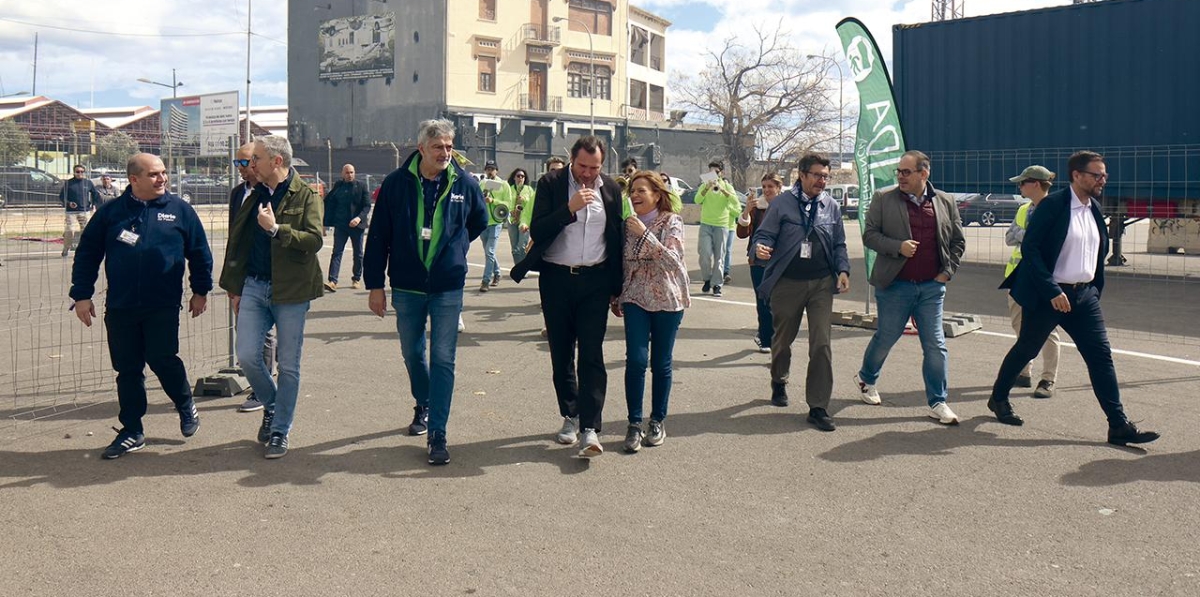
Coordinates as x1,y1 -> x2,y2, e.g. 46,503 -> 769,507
1052,187 -> 1101,284
542,170 -> 607,267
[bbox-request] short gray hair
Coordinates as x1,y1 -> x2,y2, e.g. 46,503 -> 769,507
903,150 -> 931,172
417,119 -> 455,147
257,135 -> 293,169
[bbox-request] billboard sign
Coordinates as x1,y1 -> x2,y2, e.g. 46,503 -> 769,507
318,13 -> 396,81
159,91 -> 240,157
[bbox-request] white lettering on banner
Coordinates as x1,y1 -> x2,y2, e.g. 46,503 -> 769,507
866,101 -> 892,133
157,213 -> 177,222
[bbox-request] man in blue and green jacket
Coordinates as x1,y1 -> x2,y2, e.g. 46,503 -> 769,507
364,119 -> 488,466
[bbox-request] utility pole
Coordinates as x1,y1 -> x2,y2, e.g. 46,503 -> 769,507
931,0 -> 964,21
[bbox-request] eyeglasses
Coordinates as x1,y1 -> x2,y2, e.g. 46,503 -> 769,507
623,168 -> 636,175
233,159 -> 251,168
74,170 -> 85,174
1081,171 -> 1108,181
515,173 -> 526,178
894,168 -> 919,177
805,172 -> 831,181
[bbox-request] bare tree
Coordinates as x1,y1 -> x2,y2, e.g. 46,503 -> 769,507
672,28 -> 843,189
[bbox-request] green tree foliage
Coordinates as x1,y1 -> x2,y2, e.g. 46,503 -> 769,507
94,131 -> 139,167
0,120 -> 34,167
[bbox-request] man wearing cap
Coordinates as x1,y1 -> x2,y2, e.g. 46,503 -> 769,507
1002,165 -> 1061,398
988,151 -> 1159,446
477,159 -> 510,292
95,174 -> 121,203
60,165 -> 102,256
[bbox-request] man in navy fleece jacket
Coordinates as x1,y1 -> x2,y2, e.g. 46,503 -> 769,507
70,153 -> 214,460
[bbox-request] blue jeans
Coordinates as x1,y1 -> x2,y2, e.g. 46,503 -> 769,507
723,229 -> 735,277
506,222 -> 528,264
858,280 -> 949,406
480,224 -> 501,282
236,277 -> 311,435
328,227 -> 364,284
392,289 -> 463,435
697,223 -> 726,287
623,303 -> 683,424
749,265 -> 773,346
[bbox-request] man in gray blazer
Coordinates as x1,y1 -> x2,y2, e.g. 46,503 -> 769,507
854,150 -> 966,425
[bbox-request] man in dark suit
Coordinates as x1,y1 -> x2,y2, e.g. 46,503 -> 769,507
511,136 -> 625,458
323,163 -> 372,291
229,143 -> 274,414
988,151 -> 1158,446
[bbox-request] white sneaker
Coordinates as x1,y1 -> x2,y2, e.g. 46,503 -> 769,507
577,428 -> 603,458
457,316 -> 465,333
928,402 -> 960,425
555,416 -> 579,445
854,374 -> 881,405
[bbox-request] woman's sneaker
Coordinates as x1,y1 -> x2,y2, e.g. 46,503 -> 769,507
623,424 -> 644,453
644,420 -> 666,447
102,427 -> 145,460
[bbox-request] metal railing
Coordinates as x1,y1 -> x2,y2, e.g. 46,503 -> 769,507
519,94 -> 562,113
522,24 -> 561,45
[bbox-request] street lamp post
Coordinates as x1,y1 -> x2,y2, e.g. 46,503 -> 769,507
807,55 -> 844,167
553,16 -> 595,135
137,68 -> 183,98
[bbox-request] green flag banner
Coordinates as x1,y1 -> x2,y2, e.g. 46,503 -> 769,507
835,18 -> 906,278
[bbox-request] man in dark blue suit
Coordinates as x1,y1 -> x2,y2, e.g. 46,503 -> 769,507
987,151 -> 1159,446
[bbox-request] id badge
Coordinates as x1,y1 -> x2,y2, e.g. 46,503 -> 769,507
118,229 -> 140,246
799,241 -> 812,259
420,227 -> 432,240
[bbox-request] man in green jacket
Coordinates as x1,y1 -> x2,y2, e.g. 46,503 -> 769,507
694,160 -> 740,297
220,135 -> 325,459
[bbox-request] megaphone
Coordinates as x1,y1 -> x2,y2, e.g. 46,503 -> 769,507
491,203 -> 510,222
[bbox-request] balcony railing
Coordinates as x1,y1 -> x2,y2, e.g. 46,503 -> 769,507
520,94 -> 562,113
522,24 -> 561,45
621,105 -> 666,122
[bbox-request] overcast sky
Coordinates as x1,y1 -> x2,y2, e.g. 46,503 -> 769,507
0,0 -> 1072,111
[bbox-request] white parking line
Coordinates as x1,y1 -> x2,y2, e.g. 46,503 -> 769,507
975,330 -> 1200,367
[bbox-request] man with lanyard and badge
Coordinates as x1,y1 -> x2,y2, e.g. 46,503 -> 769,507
752,153 -> 850,432
364,119 -> 487,466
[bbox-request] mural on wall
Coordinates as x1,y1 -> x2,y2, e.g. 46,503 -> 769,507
318,13 -> 396,81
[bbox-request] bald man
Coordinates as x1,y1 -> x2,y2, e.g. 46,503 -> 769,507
323,163 -> 371,291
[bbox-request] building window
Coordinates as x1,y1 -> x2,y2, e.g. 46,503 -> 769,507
479,0 -> 496,21
478,56 -> 496,93
567,64 -> 610,100
567,0 -> 612,36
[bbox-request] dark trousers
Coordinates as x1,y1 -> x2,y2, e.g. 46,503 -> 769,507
769,276 -> 834,409
991,284 -> 1126,426
539,266 -> 611,432
749,265 -> 774,346
104,307 -> 193,434
329,227 -> 365,283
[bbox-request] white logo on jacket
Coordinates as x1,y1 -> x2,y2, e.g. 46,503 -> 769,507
450,193 -> 465,203
157,213 -> 177,222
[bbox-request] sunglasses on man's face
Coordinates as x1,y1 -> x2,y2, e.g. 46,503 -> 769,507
234,159 -> 251,168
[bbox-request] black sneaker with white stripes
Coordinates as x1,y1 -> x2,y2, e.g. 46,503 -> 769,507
102,427 -> 145,460
257,410 -> 274,443
265,432 -> 289,459
178,401 -> 200,437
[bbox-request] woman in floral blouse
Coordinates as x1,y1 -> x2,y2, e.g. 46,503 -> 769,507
613,172 -> 690,453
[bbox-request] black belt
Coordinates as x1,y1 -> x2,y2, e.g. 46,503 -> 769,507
1059,281 -> 1091,291
542,262 -> 605,275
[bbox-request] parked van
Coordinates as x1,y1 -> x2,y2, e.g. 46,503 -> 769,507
827,183 -> 860,218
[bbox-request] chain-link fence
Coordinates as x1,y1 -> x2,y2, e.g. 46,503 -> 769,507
1,129 -> 239,440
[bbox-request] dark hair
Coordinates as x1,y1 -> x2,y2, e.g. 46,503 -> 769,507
620,157 -> 638,171
629,171 -> 678,214
797,153 -> 831,176
902,150 -> 931,172
1067,151 -> 1104,178
73,164 -> 86,171
708,160 -> 724,171
545,155 -> 565,167
507,168 -> 528,187
570,135 -> 606,161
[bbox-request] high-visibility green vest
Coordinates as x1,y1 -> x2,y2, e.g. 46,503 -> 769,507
1004,202 -> 1032,278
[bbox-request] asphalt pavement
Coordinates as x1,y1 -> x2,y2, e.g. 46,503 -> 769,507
1,224 -> 1198,597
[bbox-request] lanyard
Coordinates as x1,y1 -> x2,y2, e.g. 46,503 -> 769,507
796,192 -> 820,237
414,174 -> 451,269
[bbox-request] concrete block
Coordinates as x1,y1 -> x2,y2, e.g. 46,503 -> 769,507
943,313 -> 983,337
